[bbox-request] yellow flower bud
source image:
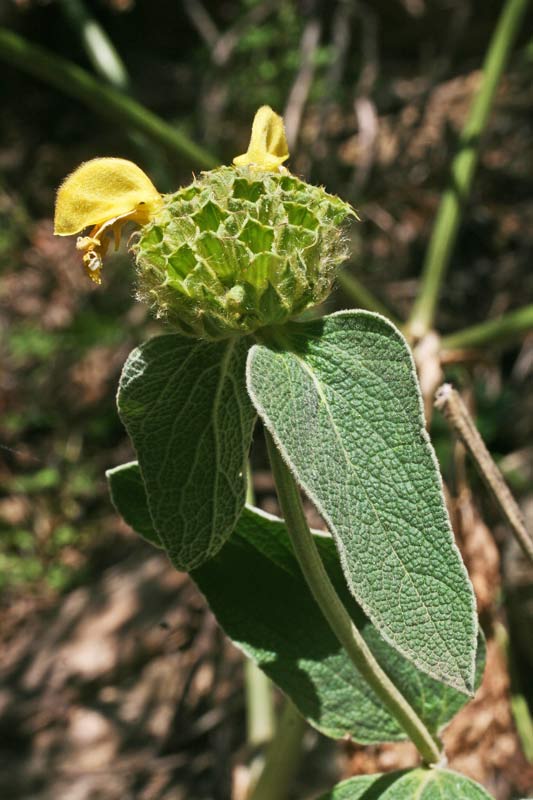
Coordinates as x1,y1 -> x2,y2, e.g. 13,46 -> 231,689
233,106 -> 289,170
54,157 -> 162,283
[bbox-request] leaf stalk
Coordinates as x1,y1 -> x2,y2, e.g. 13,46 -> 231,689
265,430 -> 442,766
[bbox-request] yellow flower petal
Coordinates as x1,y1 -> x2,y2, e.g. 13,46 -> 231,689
233,106 -> 289,169
54,157 -> 162,236
54,157 -> 163,284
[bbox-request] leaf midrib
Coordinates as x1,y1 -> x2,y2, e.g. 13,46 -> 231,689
283,350 -> 464,686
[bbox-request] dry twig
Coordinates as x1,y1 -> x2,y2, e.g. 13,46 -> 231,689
435,383 -> 533,564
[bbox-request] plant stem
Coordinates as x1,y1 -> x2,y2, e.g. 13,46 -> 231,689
265,430 -> 442,766
59,0 -> 129,90
0,28 -> 218,169
495,623 -> 533,763
247,700 -> 306,800
244,462 -> 276,749
407,0 -> 530,338
435,383 -> 533,564
337,269 -> 401,326
245,660 -> 275,748
441,304 -> 533,350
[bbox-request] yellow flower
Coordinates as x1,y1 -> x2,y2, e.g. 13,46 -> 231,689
54,109 -> 288,284
233,106 -> 289,170
54,157 -> 162,284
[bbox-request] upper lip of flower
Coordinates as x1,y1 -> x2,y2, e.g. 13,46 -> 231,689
54,157 -> 163,283
233,106 -> 289,170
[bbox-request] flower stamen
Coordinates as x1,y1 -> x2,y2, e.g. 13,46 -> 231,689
74,209 -> 145,284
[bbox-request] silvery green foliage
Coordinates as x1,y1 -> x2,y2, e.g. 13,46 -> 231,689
247,311 -> 477,694
318,768 -> 495,799
107,464 -> 485,745
134,166 -> 354,339
117,334 -> 255,570
106,461 -> 163,549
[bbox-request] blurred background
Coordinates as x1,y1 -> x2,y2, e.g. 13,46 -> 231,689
0,0 -> 533,798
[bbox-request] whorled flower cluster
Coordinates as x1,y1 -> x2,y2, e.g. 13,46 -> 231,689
133,165 -> 354,339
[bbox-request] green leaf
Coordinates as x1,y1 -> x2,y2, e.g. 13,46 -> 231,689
247,311 -> 477,694
117,334 -> 255,570
107,462 -> 484,743
106,461 -> 163,548
195,506 -> 484,742
317,768 -> 495,799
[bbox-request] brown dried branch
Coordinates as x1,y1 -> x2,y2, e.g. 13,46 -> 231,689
435,383 -> 533,564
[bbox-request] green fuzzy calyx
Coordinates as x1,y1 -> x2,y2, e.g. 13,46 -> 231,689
133,166 -> 355,340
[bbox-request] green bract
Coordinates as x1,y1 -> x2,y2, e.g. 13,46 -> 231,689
133,166 -> 354,339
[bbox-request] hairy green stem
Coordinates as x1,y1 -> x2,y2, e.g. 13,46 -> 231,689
441,304 -> 533,350
0,28 -> 218,169
247,699 -> 306,800
408,0 -> 530,338
337,269 -> 401,326
59,0 -> 129,89
265,431 -> 442,766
